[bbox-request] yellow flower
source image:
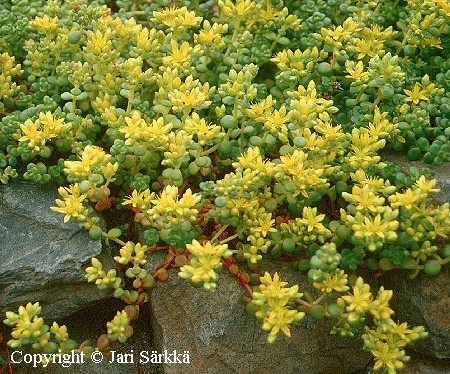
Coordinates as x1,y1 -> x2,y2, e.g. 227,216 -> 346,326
51,184 -> 87,223
64,145 -> 110,179
263,106 -> 289,137
388,188 -> 420,209
19,112 -> 69,151
169,87 -> 210,112
299,206 -> 326,233
194,21 -> 228,47
345,61 -> 369,83
313,270 -> 349,293
422,36 -> 442,49
235,146 -> 274,176
258,1 -> 281,22
122,189 -> 155,209
178,240 -> 232,290
246,95 -> 275,121
353,213 -> 398,241
262,308 -> 300,342
342,185 -> 385,213
100,162 -> 119,182
187,240 -> 231,258
321,17 -> 360,47
152,6 -> 202,30
38,112 -> 69,137
19,120 -> 47,150
342,277 -> 372,314
183,112 -> 222,146
119,111 -> 146,139
219,0 -> 257,19
163,40 -> 190,67
251,272 -> 305,342
85,29 -> 112,55
253,214 -> 277,238
404,83 -> 429,105
368,107 -> 396,139
352,38 -> 380,59
30,15 -> 59,33
414,176 -> 439,194
371,341 -> 405,372
145,117 -> 172,149
370,287 -> 394,321
150,185 -> 201,224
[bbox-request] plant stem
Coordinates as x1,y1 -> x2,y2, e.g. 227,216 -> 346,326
211,224 -> 229,242
223,19 -> 241,59
220,233 -> 238,244
312,292 -> 329,305
201,128 -> 233,156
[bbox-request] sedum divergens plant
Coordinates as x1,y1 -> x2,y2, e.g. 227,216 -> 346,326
1,0 -> 450,372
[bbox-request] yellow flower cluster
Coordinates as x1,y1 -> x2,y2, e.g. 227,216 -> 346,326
152,6 -> 202,32
183,112 -> 223,146
50,183 -> 88,223
146,185 -> 201,227
4,302 -> 49,349
178,240 -> 232,290
114,242 -> 148,267
251,272 -> 305,343
63,145 -> 115,180
0,52 -> 22,100
18,112 -> 70,153
107,311 -> 131,343
30,15 -> 59,33
276,149 -> 328,198
270,47 -> 327,81
313,270 -> 349,294
119,112 -> 172,150
287,80 -> 338,128
343,207 -> 399,252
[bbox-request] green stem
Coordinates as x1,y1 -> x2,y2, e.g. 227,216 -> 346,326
223,19 -> 241,59
240,118 -> 245,149
212,224 -> 230,242
193,0 -> 200,14
102,232 -> 127,247
201,128 -> 233,156
355,87 -> 365,104
395,31 -> 409,56
260,130 -> 269,145
312,292 -> 330,305
372,88 -> 382,110
220,233 -> 239,244
71,97 -> 77,113
269,34 -> 281,53
126,87 -> 135,116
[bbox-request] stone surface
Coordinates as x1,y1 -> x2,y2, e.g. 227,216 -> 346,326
380,267 -> 450,360
379,148 -> 450,361
381,149 -> 450,204
403,353 -> 450,374
148,254 -> 371,374
0,299 -> 163,374
0,180 -> 111,321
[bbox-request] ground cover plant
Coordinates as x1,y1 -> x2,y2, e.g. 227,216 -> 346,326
1,0 -> 450,372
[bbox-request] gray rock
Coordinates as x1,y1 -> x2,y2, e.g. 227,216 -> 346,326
147,252 -> 371,374
380,267 -> 450,360
0,180 -> 111,321
381,149 -> 450,204
379,149 -> 450,360
2,300 -> 163,374
403,353 -> 450,374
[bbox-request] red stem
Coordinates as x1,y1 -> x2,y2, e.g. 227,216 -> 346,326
0,338 -> 14,374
